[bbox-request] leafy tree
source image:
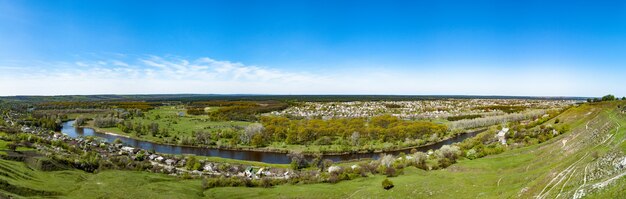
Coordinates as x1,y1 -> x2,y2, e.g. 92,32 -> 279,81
288,151 -> 307,170
601,94 -> 616,101
250,133 -> 265,147
149,122 -> 159,137
113,138 -> 123,144
186,155 -> 201,171
75,116 -> 86,126
382,178 -> 394,190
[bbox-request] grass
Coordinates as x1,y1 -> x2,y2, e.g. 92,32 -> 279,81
83,106 -> 251,143
3,101 -> 625,198
205,101 -> 626,198
0,140 -> 35,152
0,158 -> 206,198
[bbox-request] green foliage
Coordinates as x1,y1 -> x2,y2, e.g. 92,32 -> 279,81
113,138 -> 123,144
93,117 -> 122,128
250,133 -> 265,147
185,155 -> 201,171
260,115 -> 447,145
601,94 -> 616,101
381,178 -> 394,190
447,114 -> 482,121
188,101 -> 288,121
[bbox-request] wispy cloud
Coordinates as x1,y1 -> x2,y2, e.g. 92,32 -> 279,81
0,54 -> 611,96
0,55 -> 324,95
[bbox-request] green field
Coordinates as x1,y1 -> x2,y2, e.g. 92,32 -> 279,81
84,106 -> 251,144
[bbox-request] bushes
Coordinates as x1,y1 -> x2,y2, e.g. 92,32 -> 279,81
75,116 -> 86,126
447,114 -> 481,121
435,145 -> 461,162
382,178 -> 394,190
288,152 -> 307,170
93,117 -> 122,128
259,115 -> 447,145
186,107 -> 206,115
185,155 -> 201,171
384,167 -> 397,177
410,152 -> 428,170
113,138 -> 123,144
198,101 -> 288,122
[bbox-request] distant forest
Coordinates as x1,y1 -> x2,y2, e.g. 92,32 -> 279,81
0,94 -> 588,103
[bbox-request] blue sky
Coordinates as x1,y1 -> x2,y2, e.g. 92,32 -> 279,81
1,0 -> 625,97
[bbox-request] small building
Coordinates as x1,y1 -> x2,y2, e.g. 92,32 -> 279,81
244,166 -> 254,178
203,163 -> 214,172
496,128 -> 509,145
328,166 -> 341,174
121,146 -> 135,154
165,159 -> 176,166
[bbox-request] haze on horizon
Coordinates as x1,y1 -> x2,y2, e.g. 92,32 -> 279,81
1,0 -> 625,97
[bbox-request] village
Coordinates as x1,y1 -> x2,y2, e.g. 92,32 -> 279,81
12,123 -> 296,180
270,99 -> 578,120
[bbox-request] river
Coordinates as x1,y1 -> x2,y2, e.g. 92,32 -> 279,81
61,121 -> 484,164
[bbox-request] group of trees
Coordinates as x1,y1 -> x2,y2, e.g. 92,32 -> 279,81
587,94 -> 626,103
257,115 -> 448,146
448,109 -> 553,129
93,117 -> 123,128
36,101 -> 157,111
118,121 -> 169,137
186,101 -> 288,121
24,113 -> 64,131
446,114 -> 481,121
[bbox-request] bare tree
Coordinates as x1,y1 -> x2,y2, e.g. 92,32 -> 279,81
351,131 -> 360,146
449,109 -> 550,129
240,123 -> 264,144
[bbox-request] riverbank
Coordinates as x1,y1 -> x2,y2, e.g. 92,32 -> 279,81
78,121 -> 486,156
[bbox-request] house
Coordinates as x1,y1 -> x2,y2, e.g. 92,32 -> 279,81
244,166 -> 254,178
328,166 -> 341,173
165,159 -> 176,166
256,168 -> 265,176
496,128 -> 509,145
121,146 -> 135,154
203,163 -> 214,172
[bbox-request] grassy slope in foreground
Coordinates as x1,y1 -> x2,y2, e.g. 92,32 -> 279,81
206,101 -> 626,198
1,101 -> 625,198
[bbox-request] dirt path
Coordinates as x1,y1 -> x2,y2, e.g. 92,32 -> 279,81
536,153 -> 588,199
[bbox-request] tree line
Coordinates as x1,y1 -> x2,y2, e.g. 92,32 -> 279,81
186,100 -> 289,121
255,115 -> 448,146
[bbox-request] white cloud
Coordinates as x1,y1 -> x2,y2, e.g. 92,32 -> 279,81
0,55 -> 325,95
0,55 -> 620,97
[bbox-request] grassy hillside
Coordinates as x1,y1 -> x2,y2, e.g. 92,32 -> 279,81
206,101 -> 626,198
1,101 -> 624,198
0,158 -> 205,198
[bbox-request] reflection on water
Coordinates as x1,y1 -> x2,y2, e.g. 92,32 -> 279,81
62,121 -> 483,164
